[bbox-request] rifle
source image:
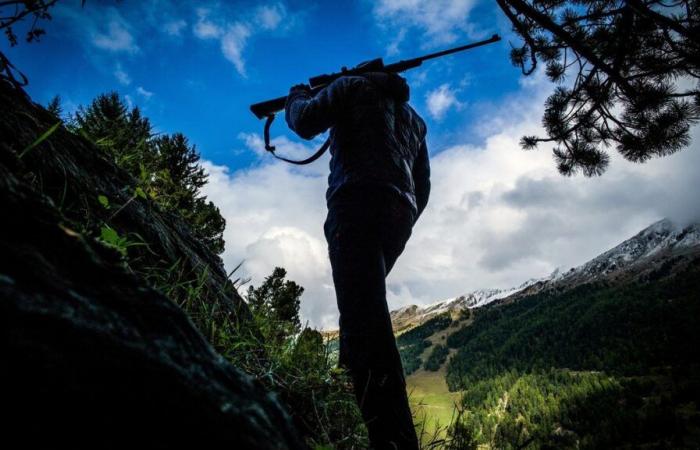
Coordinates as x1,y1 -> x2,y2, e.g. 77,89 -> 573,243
250,34 -> 501,164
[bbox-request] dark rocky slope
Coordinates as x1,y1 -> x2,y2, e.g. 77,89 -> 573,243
0,80 -> 245,320
0,80 -> 305,448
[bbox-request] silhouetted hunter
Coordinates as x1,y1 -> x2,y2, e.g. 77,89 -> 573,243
249,36 -> 500,450
286,71 -> 428,449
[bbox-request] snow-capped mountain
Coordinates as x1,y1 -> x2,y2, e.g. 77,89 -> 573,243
390,277 -> 550,330
390,219 -> 700,330
553,218 -> 700,284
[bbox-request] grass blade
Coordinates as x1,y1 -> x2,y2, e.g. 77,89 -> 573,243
19,121 -> 61,159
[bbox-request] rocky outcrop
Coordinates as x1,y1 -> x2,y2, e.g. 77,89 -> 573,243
0,79 -> 305,448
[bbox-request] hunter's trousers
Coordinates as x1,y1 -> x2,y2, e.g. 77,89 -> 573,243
324,187 -> 419,450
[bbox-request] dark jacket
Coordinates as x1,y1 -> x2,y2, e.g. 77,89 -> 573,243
285,72 -> 430,221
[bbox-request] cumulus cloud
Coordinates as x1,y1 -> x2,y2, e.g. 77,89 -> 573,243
426,83 -> 462,120
203,74 -> 700,330
373,0 -> 479,48
201,135 -> 334,327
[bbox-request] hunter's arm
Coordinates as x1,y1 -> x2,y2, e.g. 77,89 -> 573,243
285,79 -> 347,140
413,135 -> 431,222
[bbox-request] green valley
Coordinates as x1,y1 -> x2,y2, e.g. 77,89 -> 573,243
398,225 -> 700,449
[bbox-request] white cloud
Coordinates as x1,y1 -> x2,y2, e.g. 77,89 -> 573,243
136,86 -> 154,99
385,28 -> 407,56
221,23 -> 252,77
192,8 -> 250,76
55,4 -> 139,54
255,3 -> 286,30
191,3 -> 297,77
194,8 -> 223,39
114,64 -> 131,85
373,0 -> 479,47
203,74 -> 700,330
91,10 -> 138,53
426,83 -> 462,120
201,135 -> 333,327
163,19 -> 187,36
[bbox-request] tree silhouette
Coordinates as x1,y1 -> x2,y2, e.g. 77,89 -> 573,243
46,95 -> 62,118
1,0 -> 61,47
1,0 -> 64,86
498,0 -> 700,176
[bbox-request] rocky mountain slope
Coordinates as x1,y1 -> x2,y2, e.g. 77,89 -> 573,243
391,218 -> 700,329
0,79 -> 304,448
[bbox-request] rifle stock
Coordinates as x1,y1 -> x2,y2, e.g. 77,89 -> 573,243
250,85 -> 327,120
250,95 -> 287,120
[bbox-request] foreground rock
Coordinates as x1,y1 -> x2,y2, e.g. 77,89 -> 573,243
0,79 -> 305,448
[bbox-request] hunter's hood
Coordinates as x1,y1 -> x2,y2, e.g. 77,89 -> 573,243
362,72 -> 410,103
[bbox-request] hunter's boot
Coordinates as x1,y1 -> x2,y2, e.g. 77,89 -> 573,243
351,367 -> 418,450
341,331 -> 419,450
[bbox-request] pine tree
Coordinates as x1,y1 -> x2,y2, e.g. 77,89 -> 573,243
72,92 -> 152,174
498,0 -> 700,176
72,92 -> 226,254
189,197 -> 226,255
152,133 -> 207,197
247,267 -> 304,343
46,95 -> 62,120
149,133 -> 225,254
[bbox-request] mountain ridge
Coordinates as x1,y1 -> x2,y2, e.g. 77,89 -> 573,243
390,218 -> 700,331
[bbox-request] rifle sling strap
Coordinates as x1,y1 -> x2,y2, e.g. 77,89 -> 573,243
264,114 -> 330,165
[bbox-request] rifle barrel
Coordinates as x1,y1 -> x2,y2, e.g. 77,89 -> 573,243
249,34 -> 501,119
415,34 -> 501,63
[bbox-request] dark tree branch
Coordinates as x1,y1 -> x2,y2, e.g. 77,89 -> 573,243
628,0 -> 693,39
496,0 -> 538,75
498,0 -> 699,176
501,0 -> 636,97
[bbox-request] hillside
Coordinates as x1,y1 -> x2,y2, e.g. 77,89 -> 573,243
398,219 -> 700,448
0,79 -> 308,448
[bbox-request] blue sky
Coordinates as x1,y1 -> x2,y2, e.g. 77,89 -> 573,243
4,0 -> 699,328
3,0 -> 516,168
